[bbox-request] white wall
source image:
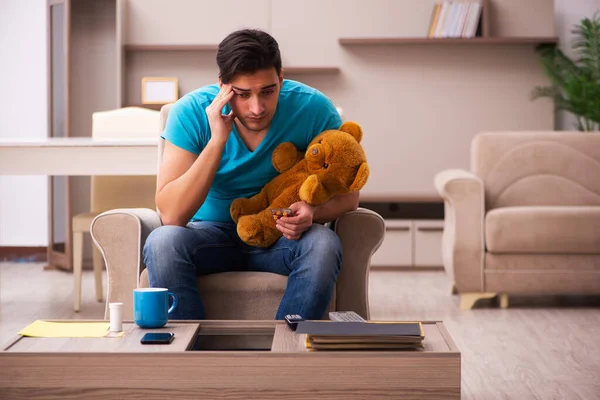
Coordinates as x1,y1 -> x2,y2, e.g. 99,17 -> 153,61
0,0 -> 48,246
554,0 -> 600,131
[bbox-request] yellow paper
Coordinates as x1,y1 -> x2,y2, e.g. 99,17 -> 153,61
18,320 -> 110,338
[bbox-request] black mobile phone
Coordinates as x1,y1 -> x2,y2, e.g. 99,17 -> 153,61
140,332 -> 175,345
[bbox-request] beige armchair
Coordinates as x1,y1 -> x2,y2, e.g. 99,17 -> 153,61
91,104 -> 385,320
435,131 -> 600,309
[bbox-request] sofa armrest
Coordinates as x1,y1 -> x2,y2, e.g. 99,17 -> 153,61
434,169 -> 485,293
333,207 -> 385,320
90,208 -> 162,319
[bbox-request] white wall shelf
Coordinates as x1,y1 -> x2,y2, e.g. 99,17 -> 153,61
338,37 -> 559,45
125,44 -> 218,51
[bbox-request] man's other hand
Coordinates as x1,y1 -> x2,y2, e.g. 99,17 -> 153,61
276,201 -> 315,240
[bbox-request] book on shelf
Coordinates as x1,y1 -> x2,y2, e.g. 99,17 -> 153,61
295,321 -> 425,351
428,1 -> 482,39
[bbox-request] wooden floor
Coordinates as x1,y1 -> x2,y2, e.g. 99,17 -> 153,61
1,262 -> 599,399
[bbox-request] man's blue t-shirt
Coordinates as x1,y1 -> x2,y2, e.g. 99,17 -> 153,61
162,79 -> 343,223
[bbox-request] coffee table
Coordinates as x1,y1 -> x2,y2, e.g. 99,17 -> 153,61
0,320 -> 460,399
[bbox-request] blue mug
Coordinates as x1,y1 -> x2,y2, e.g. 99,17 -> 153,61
133,288 -> 178,329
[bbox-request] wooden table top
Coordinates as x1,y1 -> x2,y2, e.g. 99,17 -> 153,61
4,322 -> 200,353
2,320 -> 459,355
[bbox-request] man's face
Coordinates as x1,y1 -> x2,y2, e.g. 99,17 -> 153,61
223,68 -> 283,133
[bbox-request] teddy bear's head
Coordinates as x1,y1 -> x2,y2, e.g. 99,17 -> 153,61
300,121 -> 370,204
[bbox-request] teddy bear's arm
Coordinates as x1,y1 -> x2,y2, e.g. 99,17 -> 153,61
272,142 -> 302,173
299,174 -> 335,205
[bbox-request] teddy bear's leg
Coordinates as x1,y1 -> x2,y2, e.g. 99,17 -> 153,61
230,190 -> 270,223
237,209 -> 283,248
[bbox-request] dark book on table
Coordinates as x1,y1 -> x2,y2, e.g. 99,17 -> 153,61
295,321 -> 424,338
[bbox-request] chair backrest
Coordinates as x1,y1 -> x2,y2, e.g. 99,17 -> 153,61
91,107 -> 161,212
471,131 -> 600,211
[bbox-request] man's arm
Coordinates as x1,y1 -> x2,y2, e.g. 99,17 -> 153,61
156,140 -> 226,226
156,84 -> 235,226
313,191 -> 360,224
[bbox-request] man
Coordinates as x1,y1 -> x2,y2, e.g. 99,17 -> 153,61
143,29 -> 360,321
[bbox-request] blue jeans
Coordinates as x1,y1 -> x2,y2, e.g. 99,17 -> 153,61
142,221 -> 342,320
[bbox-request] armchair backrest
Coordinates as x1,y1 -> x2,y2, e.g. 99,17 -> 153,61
471,131 -> 600,211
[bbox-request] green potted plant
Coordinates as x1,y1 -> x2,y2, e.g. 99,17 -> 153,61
532,13 -> 600,131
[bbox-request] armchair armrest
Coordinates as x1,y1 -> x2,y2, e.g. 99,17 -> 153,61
434,169 -> 485,292
333,207 -> 385,320
90,208 -> 162,319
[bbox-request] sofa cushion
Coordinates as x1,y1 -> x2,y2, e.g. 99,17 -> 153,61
139,269 -> 286,319
139,269 -> 336,320
485,206 -> 600,254
198,271 -> 286,319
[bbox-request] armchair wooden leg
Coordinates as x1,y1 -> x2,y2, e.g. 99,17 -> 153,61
451,283 -> 458,295
73,231 -> 83,312
499,293 -> 509,309
92,245 -> 104,302
460,292 -> 497,310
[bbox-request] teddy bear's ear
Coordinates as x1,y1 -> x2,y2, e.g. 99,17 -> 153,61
349,162 -> 370,192
338,121 -> 363,143
272,142 -> 301,173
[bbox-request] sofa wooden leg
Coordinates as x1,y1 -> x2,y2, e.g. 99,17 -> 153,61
460,292 -> 497,310
499,293 -> 509,309
451,283 -> 458,295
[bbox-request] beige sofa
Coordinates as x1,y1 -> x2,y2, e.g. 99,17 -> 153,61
91,104 -> 385,321
435,131 -> 600,309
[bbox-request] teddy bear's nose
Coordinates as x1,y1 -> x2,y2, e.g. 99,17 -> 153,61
311,148 -> 318,155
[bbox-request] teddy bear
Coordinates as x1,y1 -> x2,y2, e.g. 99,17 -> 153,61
230,121 -> 369,248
